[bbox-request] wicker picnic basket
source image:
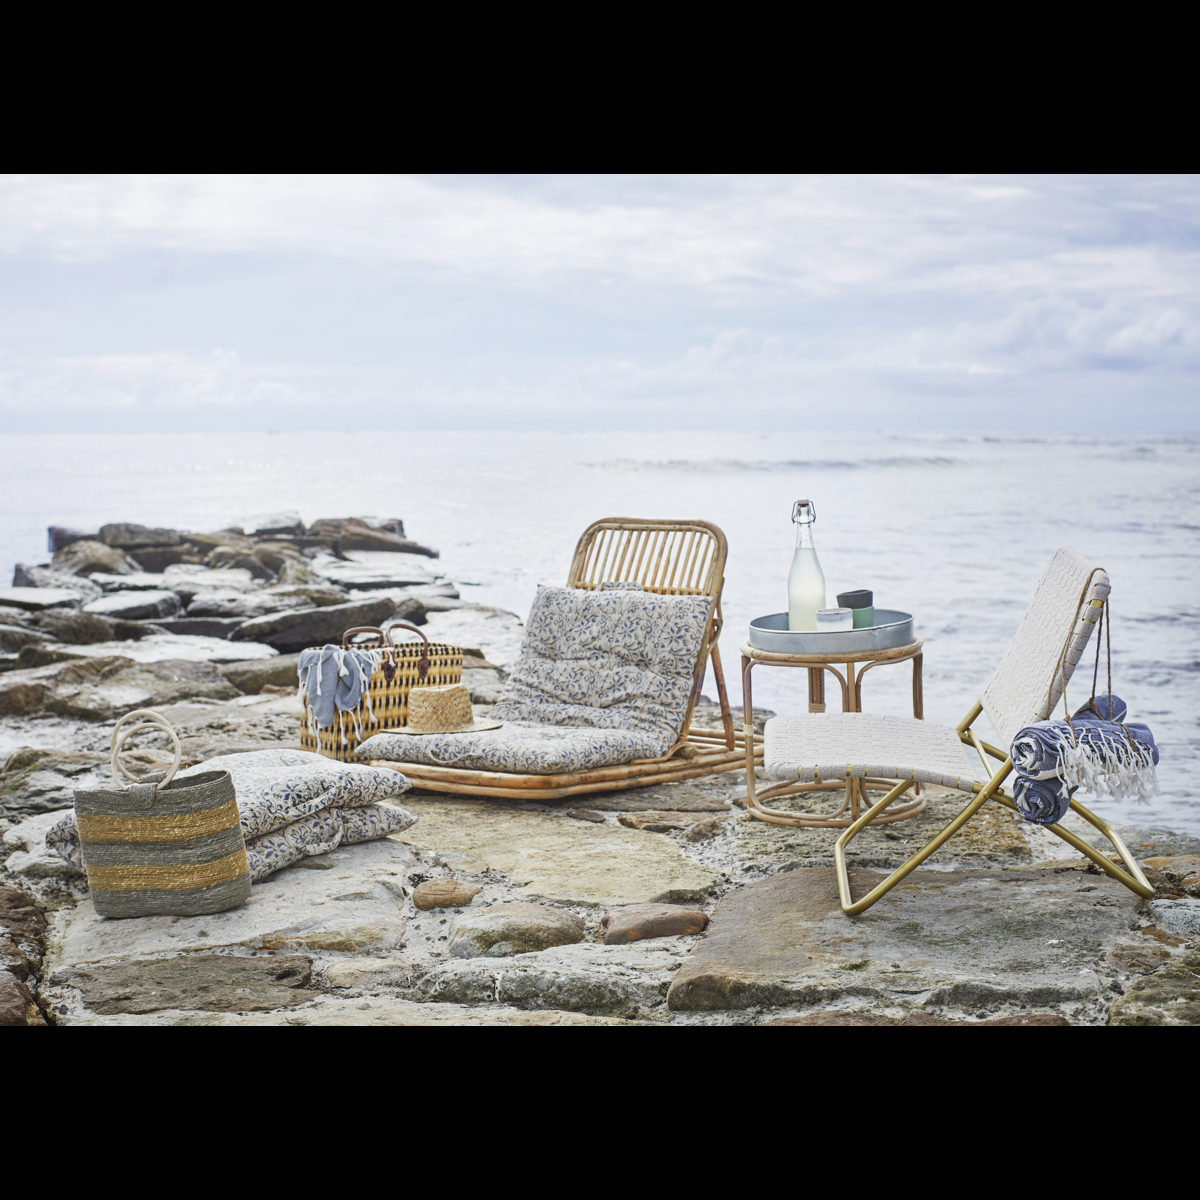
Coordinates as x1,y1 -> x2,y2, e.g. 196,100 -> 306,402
74,709 -> 251,918
301,623 -> 463,762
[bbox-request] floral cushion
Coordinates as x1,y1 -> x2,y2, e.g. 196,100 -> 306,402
362,722 -> 665,774
360,584 -> 712,774
45,749 -> 417,883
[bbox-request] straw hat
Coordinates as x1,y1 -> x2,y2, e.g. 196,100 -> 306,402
403,683 -> 503,735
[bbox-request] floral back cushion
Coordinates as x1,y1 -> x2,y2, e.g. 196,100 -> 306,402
490,585 -> 712,741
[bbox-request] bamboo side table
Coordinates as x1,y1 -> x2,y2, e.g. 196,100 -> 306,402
740,639 -> 928,828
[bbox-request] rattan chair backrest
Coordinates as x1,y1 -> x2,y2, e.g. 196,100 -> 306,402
567,518 -> 727,597
981,546 -> 1111,746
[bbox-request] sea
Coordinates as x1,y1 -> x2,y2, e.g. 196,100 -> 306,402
2,430 -> 1197,837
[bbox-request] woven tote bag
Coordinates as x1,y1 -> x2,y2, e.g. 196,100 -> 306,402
74,709 -> 251,918
301,623 -> 463,762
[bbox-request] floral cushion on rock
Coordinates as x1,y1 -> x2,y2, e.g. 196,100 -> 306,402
359,584 -> 712,774
45,749 -> 417,883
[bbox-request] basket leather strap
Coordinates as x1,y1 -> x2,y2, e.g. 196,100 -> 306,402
342,623 -> 432,681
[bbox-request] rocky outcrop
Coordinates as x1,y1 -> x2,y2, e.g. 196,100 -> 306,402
1,750 -> 111,818
84,591 -> 182,621
0,587 -> 80,612
1107,950 -> 1200,1025
231,596 -> 397,653
0,886 -> 47,1026
0,625 -> 42,654
12,565 -> 103,601
666,864 -> 1141,1014
219,653 -> 302,694
0,655 -> 237,720
30,609 -> 120,645
52,954 -> 317,1015
52,540 -> 139,576
100,523 -> 183,549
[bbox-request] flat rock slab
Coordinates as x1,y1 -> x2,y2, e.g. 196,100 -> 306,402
759,1011 -> 1072,1026
417,939 -> 688,1014
43,635 -> 277,664
59,995 -> 648,1025
668,864 -> 1142,1015
734,785 -> 1034,873
572,778 -> 737,813
49,953 -> 316,1015
0,588 -> 80,611
49,838 -> 419,968
1107,950 -> 1200,1026
396,795 -> 719,907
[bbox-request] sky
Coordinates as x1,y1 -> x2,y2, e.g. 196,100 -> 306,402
1,173 -> 1197,433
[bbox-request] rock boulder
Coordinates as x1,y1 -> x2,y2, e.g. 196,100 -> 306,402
219,653 -> 302,694
447,902 -> 586,958
0,587 -> 80,611
52,540 -> 139,576
231,596 -> 397,653
84,591 -> 182,621
12,565 -> 103,601
99,523 -> 182,549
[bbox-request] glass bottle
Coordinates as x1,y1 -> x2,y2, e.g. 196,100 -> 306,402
788,499 -> 826,631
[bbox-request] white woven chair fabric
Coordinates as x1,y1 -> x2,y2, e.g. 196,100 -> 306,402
980,547 -> 1110,746
764,713 -> 985,792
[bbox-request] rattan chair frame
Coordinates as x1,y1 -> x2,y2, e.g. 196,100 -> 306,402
376,517 -> 760,799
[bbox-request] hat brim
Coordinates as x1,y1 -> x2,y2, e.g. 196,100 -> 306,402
385,720 -> 505,736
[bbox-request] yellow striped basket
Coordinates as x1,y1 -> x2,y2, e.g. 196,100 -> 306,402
76,710 -> 250,918
301,623 -> 463,763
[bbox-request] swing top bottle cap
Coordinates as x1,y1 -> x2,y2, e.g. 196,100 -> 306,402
791,499 -> 816,523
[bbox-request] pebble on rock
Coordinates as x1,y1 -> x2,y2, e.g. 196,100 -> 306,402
601,903 -> 709,944
412,878 -> 483,909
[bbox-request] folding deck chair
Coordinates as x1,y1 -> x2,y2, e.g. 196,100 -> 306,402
365,518 -> 762,799
761,547 -> 1156,915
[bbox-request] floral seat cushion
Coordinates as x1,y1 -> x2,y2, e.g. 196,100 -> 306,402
359,584 -> 712,775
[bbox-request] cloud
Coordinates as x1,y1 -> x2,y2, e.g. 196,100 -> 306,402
0,174 -> 1197,431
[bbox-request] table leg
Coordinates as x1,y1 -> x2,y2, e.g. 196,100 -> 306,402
912,652 -> 924,720
741,654 -> 758,810
808,667 -> 825,713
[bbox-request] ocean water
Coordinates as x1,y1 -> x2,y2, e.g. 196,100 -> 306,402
2,430 -> 1197,836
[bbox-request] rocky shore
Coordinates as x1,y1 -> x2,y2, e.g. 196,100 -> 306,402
3,514 -> 1198,1027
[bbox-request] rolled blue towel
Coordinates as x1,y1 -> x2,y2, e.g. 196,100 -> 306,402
1073,695 -> 1127,723
1013,775 -> 1076,826
298,645 -> 379,733
1010,695 -> 1158,780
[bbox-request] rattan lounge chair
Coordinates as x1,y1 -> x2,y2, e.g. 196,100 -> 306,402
366,518 -> 761,800
761,547 -> 1155,915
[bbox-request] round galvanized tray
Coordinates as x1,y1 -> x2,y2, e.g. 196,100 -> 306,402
748,609 -> 915,655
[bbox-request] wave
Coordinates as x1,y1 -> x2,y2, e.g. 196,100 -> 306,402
579,456 -> 960,473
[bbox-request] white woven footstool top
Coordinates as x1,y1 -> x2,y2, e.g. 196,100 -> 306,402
763,713 -> 984,792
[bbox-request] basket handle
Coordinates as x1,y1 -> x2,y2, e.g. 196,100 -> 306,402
342,623 -> 431,680
110,708 -> 182,791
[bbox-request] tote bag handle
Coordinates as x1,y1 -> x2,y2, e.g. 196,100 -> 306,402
341,624 -> 431,680
110,708 -> 183,790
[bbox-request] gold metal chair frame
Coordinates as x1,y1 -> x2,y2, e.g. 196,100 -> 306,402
740,640 -> 928,828
833,694 -> 1154,914
377,518 -> 762,800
